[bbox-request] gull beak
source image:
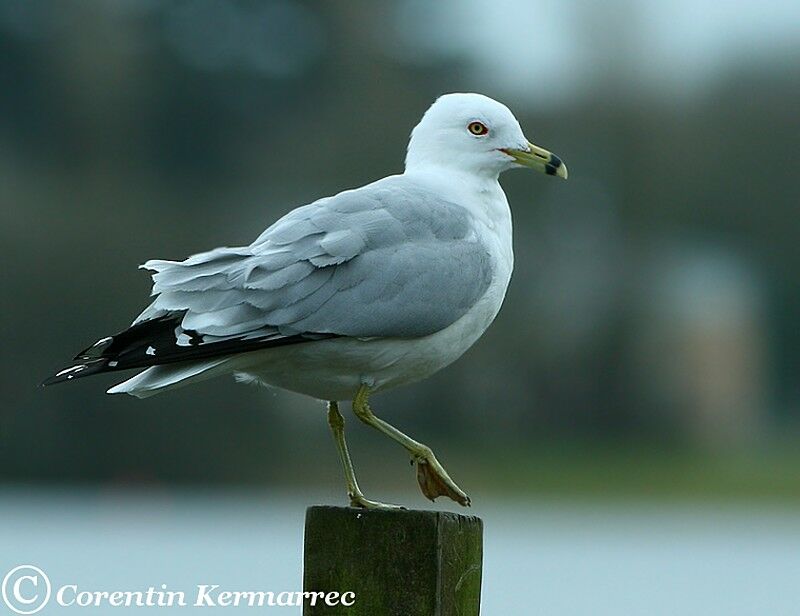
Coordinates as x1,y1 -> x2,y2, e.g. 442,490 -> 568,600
502,142 -> 568,179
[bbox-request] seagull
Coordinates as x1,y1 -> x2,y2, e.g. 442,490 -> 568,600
43,93 -> 567,509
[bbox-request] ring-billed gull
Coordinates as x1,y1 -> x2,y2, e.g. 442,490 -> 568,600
44,92 -> 567,509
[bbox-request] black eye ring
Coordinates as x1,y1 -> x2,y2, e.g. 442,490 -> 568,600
467,121 -> 489,136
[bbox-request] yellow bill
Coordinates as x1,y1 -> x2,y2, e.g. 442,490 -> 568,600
502,142 -> 568,179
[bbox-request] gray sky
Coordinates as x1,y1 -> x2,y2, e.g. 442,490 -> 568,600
394,0 -> 800,107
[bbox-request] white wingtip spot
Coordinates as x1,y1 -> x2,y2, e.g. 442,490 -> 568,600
56,365 -> 86,377
145,346 -> 156,356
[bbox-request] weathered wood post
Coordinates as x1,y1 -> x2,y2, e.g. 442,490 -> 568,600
303,505 -> 483,615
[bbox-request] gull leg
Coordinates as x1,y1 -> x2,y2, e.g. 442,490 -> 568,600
351,385 -> 471,507
327,401 -> 405,511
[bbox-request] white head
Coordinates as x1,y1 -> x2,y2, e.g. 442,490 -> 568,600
405,92 -> 567,181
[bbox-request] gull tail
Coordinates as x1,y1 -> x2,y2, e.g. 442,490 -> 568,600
41,312 -> 330,397
40,315 -> 225,395
42,355 -> 228,398
42,322 -> 231,398
41,315 -> 233,396
105,358 -> 231,398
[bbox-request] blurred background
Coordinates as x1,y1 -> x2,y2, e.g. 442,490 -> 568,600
1,0 -> 799,613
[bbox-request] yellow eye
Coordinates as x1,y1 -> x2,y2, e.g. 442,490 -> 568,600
467,121 -> 489,136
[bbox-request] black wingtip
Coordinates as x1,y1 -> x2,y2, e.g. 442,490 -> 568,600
73,335 -> 114,361
41,359 -> 111,387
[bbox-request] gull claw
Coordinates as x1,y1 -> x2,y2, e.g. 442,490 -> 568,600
415,457 -> 471,507
349,493 -> 406,511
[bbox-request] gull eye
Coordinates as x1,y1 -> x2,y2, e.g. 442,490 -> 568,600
467,121 -> 489,136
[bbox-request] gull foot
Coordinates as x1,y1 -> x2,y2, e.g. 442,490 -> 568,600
349,493 -> 406,511
414,453 -> 471,507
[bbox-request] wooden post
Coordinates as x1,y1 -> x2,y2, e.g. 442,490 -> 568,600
303,505 -> 483,615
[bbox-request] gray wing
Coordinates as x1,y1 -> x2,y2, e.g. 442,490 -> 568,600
137,177 -> 493,351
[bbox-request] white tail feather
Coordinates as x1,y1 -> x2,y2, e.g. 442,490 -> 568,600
107,358 -> 231,398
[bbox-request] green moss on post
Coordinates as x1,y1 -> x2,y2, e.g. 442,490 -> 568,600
303,505 -> 483,615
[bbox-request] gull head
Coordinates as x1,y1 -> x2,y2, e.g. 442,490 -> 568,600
405,92 -> 567,181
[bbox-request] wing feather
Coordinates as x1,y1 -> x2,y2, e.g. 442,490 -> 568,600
123,175 -> 493,365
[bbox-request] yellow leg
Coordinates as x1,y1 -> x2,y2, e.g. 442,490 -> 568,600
351,385 -> 471,507
327,401 -> 404,510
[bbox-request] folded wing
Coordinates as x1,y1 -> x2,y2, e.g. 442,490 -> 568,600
43,177 -> 492,385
